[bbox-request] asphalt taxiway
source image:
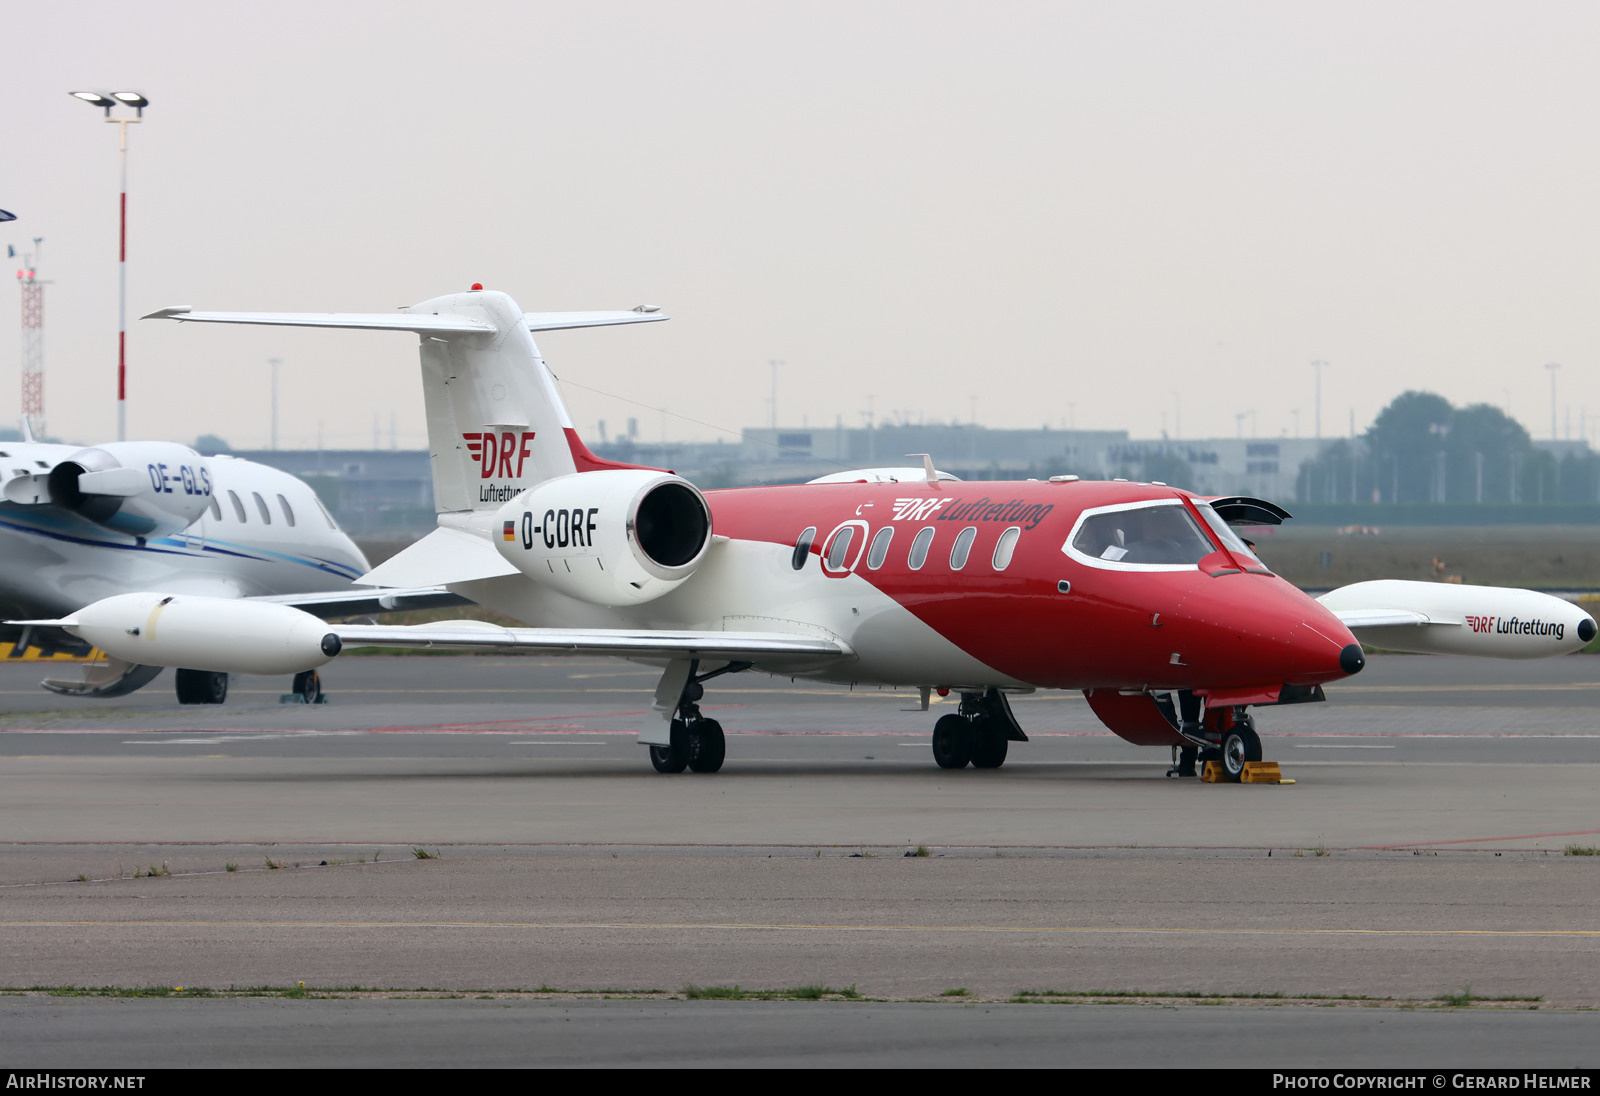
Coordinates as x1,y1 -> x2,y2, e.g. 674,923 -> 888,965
1,654 -> 1596,1066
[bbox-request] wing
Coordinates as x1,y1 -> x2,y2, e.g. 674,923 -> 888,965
328,621 -> 851,666
248,585 -> 470,620
1323,608 -> 1434,630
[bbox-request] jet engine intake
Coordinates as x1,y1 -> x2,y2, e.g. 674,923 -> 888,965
494,469 -> 712,606
46,442 -> 213,538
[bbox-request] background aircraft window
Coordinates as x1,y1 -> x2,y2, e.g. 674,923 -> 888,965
792,527 -> 816,571
313,495 -> 337,530
252,491 -> 272,525
908,527 -> 935,570
208,496 -> 222,522
992,526 -> 1021,570
866,526 -> 894,570
227,490 -> 247,523
277,494 -> 296,527
825,526 -> 855,570
950,526 -> 977,570
1072,505 -> 1213,566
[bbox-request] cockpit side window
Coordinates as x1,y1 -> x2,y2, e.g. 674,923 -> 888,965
1194,502 -> 1268,570
1069,503 -> 1214,568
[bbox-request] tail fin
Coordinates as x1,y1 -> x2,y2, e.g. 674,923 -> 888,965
144,290 -> 668,512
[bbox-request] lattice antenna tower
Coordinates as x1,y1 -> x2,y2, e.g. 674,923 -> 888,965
16,237 -> 45,436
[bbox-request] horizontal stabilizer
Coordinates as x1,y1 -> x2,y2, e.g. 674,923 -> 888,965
524,310 -> 669,332
357,527 -> 520,588
144,306 -> 668,337
142,306 -> 494,336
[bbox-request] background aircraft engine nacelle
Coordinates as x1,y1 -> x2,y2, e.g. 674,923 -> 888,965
61,592 -> 341,675
47,442 -> 213,537
493,469 -> 712,606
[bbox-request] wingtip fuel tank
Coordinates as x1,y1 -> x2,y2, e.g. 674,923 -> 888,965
54,592 -> 340,676
1319,580 -> 1596,659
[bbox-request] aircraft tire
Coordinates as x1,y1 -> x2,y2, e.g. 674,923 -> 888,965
970,720 -> 1008,769
932,713 -> 976,769
293,670 -> 322,704
687,719 -> 726,773
175,669 -> 228,705
650,719 -> 690,773
1220,724 -> 1262,782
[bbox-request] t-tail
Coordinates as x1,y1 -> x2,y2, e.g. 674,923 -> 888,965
143,288 -> 669,513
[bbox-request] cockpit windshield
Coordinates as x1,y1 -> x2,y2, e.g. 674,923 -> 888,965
1193,502 -> 1269,570
1069,502 -> 1215,567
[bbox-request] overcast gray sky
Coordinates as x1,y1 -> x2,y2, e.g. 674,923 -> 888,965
4,1 -> 1598,451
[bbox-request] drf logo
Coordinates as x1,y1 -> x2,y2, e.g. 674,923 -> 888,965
464,431 -> 536,480
891,497 -> 953,521
1465,614 -> 1496,633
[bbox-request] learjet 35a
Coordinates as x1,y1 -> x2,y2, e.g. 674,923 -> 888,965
25,287 -> 1595,778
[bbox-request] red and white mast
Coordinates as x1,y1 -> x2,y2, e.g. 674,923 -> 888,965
70,91 -> 147,442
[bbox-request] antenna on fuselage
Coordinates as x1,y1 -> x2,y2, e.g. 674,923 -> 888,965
907,453 -> 939,486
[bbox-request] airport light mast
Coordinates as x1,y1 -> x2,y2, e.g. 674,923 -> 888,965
70,91 -> 148,442
1310,360 -> 1328,441
1545,362 -> 1560,441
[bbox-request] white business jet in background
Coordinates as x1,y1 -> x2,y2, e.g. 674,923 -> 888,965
0,421 -> 448,703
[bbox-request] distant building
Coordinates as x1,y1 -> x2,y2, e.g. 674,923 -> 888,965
237,431 -> 1594,540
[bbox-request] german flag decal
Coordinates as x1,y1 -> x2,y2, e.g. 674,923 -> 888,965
503,520 -> 517,542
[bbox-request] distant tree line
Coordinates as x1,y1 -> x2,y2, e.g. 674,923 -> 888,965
1298,391 -> 1599,505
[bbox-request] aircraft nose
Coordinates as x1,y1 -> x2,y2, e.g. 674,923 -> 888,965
1339,643 -> 1365,675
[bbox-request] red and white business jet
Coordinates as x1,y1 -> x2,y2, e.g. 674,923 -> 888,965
32,287 -> 1596,779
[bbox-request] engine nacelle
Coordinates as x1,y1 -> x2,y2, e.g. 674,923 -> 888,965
61,592 -> 340,675
47,442 -> 213,538
493,469 -> 712,606
1319,580 -> 1598,658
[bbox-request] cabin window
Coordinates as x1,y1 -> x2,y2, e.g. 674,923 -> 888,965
950,526 -> 977,570
277,494 -> 296,527
866,526 -> 894,570
1069,503 -> 1214,568
792,527 -> 816,571
992,526 -> 1021,570
825,526 -> 856,570
252,491 -> 272,525
908,526 -> 935,570
208,496 -> 222,522
227,490 -> 247,523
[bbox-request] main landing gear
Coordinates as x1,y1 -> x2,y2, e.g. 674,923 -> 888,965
648,660 -> 749,775
1166,702 -> 1261,782
174,668 -> 228,705
931,689 -> 1026,771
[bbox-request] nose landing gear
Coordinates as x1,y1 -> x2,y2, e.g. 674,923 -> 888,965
1168,702 -> 1262,782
